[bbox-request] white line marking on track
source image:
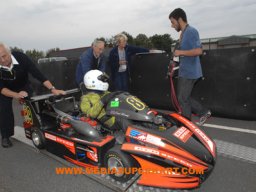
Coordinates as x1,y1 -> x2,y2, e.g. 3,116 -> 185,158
197,123 -> 256,135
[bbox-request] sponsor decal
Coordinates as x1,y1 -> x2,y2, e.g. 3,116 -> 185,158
173,126 -> 193,143
45,133 -> 56,141
145,134 -> 165,147
56,137 -> 74,147
133,145 -> 193,168
130,129 -> 147,141
45,133 -> 75,154
160,152 -> 193,168
130,129 -> 165,147
171,113 -> 216,156
110,101 -> 119,107
134,146 -> 160,155
22,104 -> 33,127
109,110 -> 129,117
195,128 -> 214,153
110,98 -> 119,108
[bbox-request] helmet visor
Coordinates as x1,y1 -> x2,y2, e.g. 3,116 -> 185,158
97,73 -> 109,82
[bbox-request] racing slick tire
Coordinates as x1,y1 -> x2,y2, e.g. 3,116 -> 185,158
31,128 -> 45,149
104,145 -> 138,182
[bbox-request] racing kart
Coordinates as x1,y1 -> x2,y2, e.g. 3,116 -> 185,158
20,89 -> 216,189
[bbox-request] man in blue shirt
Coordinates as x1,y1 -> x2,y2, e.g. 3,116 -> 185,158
169,8 -> 211,125
76,39 -> 106,85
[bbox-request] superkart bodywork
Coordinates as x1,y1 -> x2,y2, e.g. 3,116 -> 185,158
20,89 -> 216,189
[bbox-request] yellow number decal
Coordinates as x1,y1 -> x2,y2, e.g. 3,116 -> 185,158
126,97 -> 145,111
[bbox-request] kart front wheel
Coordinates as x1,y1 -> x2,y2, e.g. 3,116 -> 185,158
104,145 -> 138,182
31,129 -> 45,149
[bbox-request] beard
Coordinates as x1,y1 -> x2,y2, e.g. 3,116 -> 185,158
176,23 -> 181,32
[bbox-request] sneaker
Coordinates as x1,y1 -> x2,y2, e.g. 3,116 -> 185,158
198,110 -> 211,126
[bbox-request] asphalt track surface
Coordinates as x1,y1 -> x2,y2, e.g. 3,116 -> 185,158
0,101 -> 255,192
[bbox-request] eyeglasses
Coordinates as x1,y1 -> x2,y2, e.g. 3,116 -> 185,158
0,68 -> 16,80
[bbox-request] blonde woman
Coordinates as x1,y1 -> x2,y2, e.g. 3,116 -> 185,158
109,33 -> 149,91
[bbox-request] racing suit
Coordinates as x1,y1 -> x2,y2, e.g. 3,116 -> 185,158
80,91 -> 115,128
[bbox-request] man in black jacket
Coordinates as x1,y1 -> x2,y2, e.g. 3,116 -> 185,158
0,43 -> 65,148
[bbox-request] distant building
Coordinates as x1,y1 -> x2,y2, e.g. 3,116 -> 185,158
48,34 -> 256,60
48,47 -> 89,60
172,34 -> 256,51
48,46 -> 112,61
38,57 -> 67,64
201,34 -> 256,50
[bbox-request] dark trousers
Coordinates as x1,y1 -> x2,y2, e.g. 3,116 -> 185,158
114,71 -> 129,91
177,77 -> 207,119
0,94 -> 14,138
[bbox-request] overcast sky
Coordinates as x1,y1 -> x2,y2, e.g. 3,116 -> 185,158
1,0 -> 255,51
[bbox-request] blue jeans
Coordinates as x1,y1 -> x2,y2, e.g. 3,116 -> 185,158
177,77 -> 207,119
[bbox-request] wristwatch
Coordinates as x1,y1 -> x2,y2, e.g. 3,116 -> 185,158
50,86 -> 56,91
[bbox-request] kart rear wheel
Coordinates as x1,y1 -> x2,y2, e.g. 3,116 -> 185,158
104,145 -> 138,182
31,128 -> 45,149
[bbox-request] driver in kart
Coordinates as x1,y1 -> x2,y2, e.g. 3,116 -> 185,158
80,70 -> 129,138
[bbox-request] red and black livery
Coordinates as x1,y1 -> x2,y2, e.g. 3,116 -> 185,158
20,89 -> 216,189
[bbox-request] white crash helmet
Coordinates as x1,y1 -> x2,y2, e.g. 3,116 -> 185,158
83,70 -> 109,91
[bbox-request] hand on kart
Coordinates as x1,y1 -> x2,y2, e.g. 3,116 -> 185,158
101,92 -> 116,105
51,89 -> 66,96
14,91 -> 28,99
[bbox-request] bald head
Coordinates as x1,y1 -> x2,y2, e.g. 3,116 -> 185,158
0,43 -> 11,53
0,43 -> 12,67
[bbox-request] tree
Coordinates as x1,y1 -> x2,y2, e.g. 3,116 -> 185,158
10,46 -> 24,53
46,47 -> 60,57
25,49 -> 45,63
134,34 -> 152,48
150,34 -> 173,53
105,36 -> 115,47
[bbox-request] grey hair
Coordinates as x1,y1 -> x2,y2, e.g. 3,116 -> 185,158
0,42 -> 11,53
115,33 -> 128,45
92,39 -> 105,47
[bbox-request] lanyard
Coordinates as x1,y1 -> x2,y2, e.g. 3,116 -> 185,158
179,24 -> 189,44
